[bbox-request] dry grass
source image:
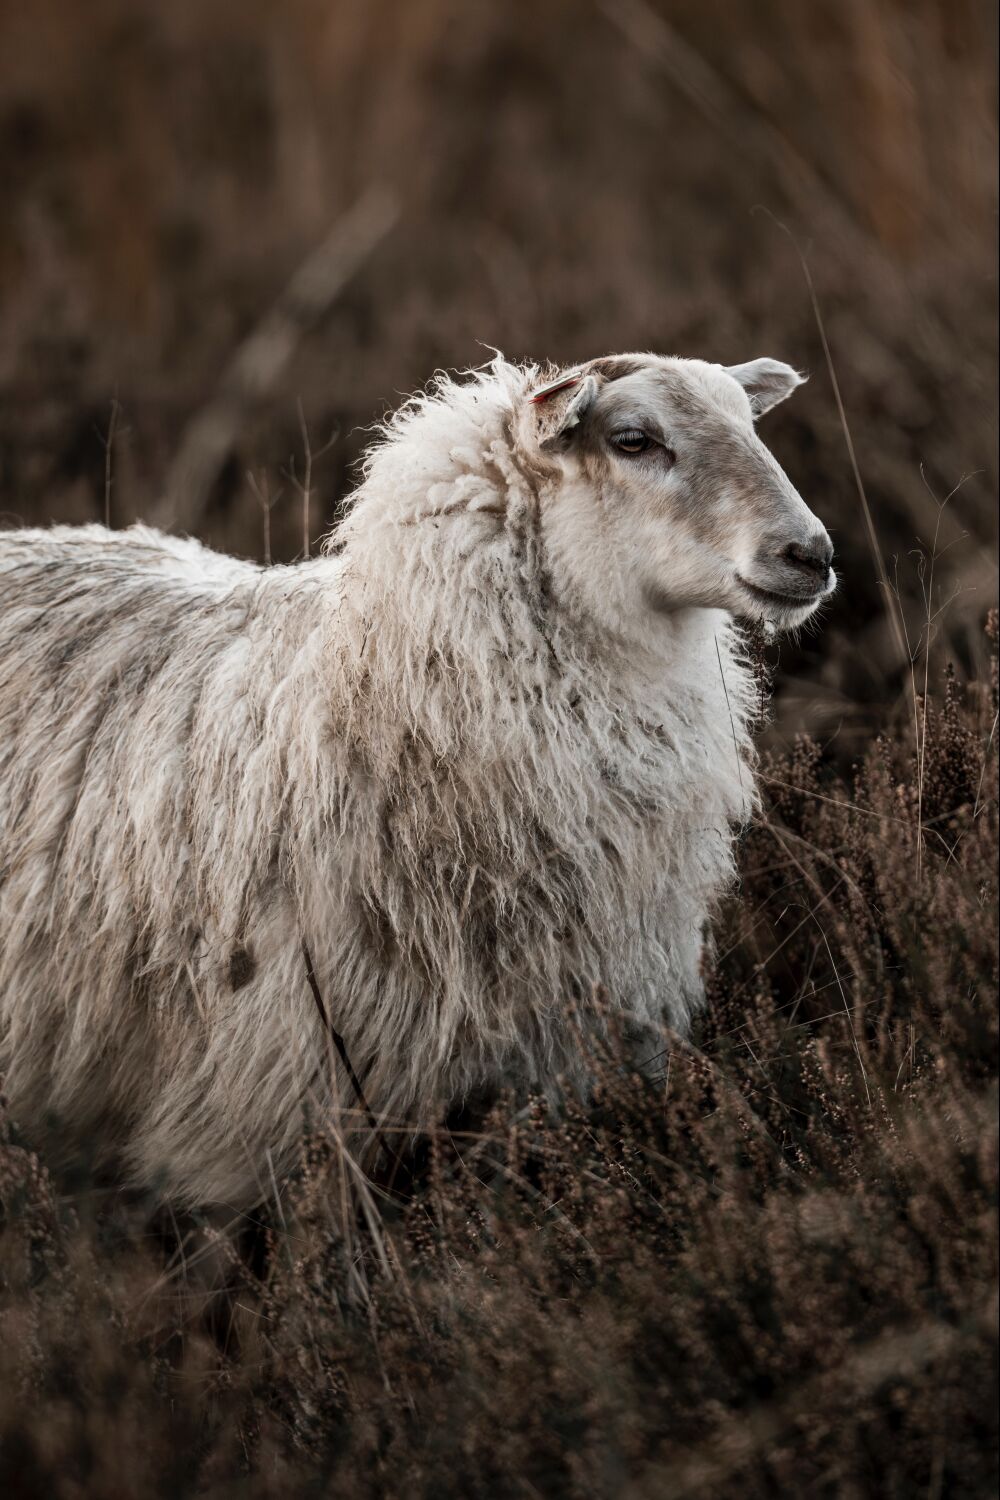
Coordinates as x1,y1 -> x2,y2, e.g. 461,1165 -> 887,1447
0,2 -> 995,742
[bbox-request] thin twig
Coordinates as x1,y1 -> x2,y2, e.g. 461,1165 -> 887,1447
283,404 -> 339,561
300,939 -> 396,1172
297,399 -> 312,559
299,399 -> 310,558
973,711 -> 998,820
909,471 -> 966,883
95,396 -> 121,529
247,470 -> 282,566
715,632 -> 746,803
759,213 -> 908,668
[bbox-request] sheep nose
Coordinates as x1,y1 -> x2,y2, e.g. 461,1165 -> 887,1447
782,537 -> 833,581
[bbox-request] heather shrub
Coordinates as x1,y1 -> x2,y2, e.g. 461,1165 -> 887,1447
2,1 -> 995,1492
1,624 -> 996,1498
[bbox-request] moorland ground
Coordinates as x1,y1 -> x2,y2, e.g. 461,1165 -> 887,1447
0,2 -> 996,1494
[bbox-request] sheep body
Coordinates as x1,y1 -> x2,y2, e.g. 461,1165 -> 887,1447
0,359 -> 760,1208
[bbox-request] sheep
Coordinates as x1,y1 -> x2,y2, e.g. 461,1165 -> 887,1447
0,352 -> 835,1212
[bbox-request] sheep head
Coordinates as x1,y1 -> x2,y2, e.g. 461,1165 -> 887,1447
520,353 -> 835,635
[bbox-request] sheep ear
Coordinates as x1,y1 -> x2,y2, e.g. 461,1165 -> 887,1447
725,358 -> 805,418
528,373 -> 600,450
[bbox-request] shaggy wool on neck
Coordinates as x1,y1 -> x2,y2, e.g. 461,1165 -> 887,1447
0,359 -> 758,1210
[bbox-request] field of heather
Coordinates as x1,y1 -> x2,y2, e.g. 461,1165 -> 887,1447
0,2 -> 996,1495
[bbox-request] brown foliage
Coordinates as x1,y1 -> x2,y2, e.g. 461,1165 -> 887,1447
1,631 -> 996,1497
0,0 -> 996,735
0,2 -> 996,1491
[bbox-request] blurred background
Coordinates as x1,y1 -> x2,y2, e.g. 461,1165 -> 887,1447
0,0 -> 996,742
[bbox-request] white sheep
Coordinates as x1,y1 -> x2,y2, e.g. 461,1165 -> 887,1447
0,353 -> 835,1210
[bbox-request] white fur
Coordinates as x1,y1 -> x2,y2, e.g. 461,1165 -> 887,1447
0,354 -> 830,1210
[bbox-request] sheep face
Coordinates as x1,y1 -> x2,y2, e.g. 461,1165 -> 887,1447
528,354 -> 835,637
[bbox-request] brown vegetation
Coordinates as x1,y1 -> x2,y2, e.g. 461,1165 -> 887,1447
0,1 -> 997,1494
1,619 -> 996,1497
0,0 -> 995,738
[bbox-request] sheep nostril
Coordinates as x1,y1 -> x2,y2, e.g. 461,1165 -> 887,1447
783,539 -> 833,580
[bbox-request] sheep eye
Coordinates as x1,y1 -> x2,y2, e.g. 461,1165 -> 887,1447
611,430 -> 650,455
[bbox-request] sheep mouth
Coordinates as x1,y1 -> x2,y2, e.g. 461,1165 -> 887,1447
736,575 -> 824,612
